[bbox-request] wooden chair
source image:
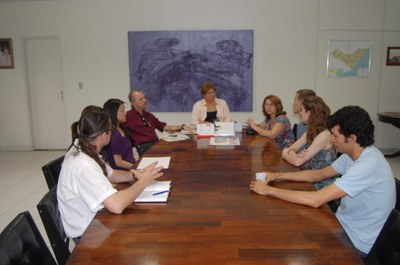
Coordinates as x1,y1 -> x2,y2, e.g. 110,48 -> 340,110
364,208 -> 400,265
0,211 -> 57,265
37,186 -> 70,265
42,155 -> 64,189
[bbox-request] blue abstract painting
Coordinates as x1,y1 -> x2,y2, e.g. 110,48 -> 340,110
128,30 -> 253,112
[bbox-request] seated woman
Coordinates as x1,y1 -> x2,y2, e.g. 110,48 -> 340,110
103,98 -> 135,170
57,105 -> 163,240
191,82 -> 231,125
282,96 -> 337,190
247,95 -> 294,149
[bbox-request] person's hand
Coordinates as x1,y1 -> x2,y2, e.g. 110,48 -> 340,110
264,171 -> 279,183
246,118 -> 255,128
282,148 -> 290,155
131,161 -> 163,186
183,125 -> 195,133
249,180 -> 269,195
297,149 -> 308,158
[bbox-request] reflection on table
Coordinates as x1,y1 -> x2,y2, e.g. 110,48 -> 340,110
66,133 -> 363,265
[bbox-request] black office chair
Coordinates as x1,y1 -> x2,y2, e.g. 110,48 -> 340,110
0,211 -> 57,265
395,178 -> 400,211
42,155 -> 64,189
364,208 -> 400,265
37,186 -> 70,265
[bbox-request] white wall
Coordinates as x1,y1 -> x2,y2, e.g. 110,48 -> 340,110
0,0 -> 399,151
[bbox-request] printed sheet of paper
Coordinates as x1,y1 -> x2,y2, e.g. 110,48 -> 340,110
137,157 -> 171,169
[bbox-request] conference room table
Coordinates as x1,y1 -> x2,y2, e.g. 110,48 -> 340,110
66,132 -> 363,265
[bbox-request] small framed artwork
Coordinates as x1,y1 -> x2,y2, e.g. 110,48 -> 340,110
0,38 -> 14,69
386,47 -> 400,66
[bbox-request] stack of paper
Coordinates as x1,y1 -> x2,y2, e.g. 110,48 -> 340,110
134,181 -> 171,203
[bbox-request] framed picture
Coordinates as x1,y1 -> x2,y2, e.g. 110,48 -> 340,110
0,38 -> 14,69
386,47 -> 400,66
128,30 -> 253,112
327,40 -> 371,78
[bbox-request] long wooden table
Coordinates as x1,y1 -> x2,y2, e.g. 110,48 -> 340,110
66,133 -> 363,264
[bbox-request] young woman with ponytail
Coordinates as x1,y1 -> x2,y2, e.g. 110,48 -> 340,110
57,105 -> 163,240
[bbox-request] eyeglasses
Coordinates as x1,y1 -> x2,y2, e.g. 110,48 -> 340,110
143,117 -> 151,127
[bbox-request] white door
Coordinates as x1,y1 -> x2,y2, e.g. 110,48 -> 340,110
24,37 -> 68,150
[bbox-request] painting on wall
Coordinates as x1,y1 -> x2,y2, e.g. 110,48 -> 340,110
0,38 -> 14,69
386,47 -> 400,66
128,30 -> 253,112
327,40 -> 371,78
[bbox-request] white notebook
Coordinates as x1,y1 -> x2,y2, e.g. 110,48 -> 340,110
134,181 -> 171,203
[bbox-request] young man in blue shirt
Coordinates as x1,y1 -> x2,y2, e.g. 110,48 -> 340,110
250,105 -> 396,256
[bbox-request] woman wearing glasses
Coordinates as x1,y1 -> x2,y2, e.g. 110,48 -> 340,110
103,98 -> 136,170
57,105 -> 163,240
246,95 -> 295,149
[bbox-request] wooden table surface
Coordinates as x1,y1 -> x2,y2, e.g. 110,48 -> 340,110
66,133 -> 363,265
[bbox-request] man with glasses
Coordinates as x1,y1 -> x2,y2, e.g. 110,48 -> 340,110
125,89 -> 191,156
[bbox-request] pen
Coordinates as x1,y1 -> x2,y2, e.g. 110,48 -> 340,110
152,190 -> 169,196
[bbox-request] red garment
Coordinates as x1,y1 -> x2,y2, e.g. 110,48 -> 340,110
125,108 -> 167,146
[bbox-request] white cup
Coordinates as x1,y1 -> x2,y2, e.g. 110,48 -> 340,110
255,172 -> 266,181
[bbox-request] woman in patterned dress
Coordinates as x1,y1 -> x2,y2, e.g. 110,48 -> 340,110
247,95 -> 295,149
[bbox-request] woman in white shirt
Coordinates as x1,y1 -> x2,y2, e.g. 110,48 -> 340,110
57,105 -> 163,239
191,82 -> 231,125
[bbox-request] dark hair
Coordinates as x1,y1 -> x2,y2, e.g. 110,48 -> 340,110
103,98 -> 124,127
302,96 -> 330,143
70,105 -> 111,176
327,106 -> 374,147
262,95 -> 286,118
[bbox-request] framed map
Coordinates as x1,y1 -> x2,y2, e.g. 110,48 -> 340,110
327,40 -> 371,78
128,30 -> 253,112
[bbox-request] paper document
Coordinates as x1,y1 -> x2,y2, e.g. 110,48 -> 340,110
137,157 -> 171,169
134,181 -> 171,203
214,122 -> 235,136
161,132 -> 190,142
197,123 -> 214,137
210,136 -> 240,146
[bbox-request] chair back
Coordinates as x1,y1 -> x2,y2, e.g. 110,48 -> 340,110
42,155 -> 64,189
364,208 -> 400,265
0,211 -> 57,265
37,186 -> 70,265
395,178 -> 400,211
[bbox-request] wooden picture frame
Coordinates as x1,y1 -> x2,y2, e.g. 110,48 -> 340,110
386,47 -> 400,66
0,38 -> 15,69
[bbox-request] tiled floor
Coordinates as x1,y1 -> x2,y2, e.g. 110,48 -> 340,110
0,150 -> 399,254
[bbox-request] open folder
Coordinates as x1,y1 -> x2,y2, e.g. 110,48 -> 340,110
134,181 -> 171,203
